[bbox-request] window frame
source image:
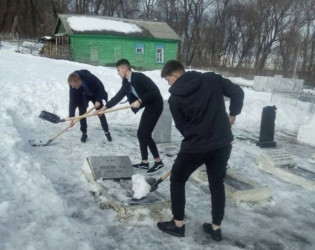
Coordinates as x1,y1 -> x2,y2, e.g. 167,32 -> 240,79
135,43 -> 145,54
156,44 -> 165,63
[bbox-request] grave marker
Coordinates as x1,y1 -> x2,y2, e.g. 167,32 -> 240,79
87,156 -> 134,180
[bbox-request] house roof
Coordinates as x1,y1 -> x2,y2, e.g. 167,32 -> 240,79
54,14 -> 180,41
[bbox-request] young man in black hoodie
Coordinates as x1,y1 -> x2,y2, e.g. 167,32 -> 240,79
101,59 -> 164,174
68,70 -> 112,142
157,60 -> 244,240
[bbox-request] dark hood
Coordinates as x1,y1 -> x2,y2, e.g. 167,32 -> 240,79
169,71 -> 202,97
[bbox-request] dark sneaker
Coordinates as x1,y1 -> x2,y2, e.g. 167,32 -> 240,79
81,133 -> 88,143
157,220 -> 185,237
203,223 -> 222,241
133,162 -> 149,170
147,161 -> 164,174
105,132 -> 112,142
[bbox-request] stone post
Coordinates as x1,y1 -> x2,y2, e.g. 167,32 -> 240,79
153,100 -> 172,143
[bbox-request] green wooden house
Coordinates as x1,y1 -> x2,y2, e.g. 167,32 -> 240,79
53,14 -> 180,69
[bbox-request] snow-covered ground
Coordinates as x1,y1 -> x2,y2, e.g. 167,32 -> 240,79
1,42 -> 315,250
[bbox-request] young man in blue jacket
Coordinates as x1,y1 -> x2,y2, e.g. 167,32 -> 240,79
68,70 -> 112,142
101,59 -> 164,174
157,60 -> 244,240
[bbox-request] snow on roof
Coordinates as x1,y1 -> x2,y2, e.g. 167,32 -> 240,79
67,16 -> 142,33
55,14 -> 180,40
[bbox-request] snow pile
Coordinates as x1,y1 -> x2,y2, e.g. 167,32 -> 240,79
131,174 -> 151,199
297,113 -> 315,146
229,77 -> 254,87
67,16 -> 142,33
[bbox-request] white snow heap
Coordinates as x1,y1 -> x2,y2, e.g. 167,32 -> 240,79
131,174 -> 151,199
297,113 -> 315,147
67,16 -> 142,33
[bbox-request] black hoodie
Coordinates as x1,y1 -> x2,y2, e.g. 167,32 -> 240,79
168,71 -> 244,153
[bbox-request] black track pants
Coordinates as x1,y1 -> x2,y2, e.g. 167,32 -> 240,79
78,104 -> 109,134
170,144 -> 232,225
137,108 -> 162,160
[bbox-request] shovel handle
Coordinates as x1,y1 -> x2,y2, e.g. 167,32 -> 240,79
161,171 -> 171,181
72,106 -> 95,125
63,105 -> 132,122
49,107 -> 95,141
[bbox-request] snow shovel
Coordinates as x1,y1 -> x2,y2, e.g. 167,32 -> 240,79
29,107 -> 95,146
39,105 -> 132,124
147,171 -> 171,192
131,171 -> 172,202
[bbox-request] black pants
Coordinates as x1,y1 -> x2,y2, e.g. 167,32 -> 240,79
137,108 -> 162,160
78,103 -> 109,134
170,144 -> 232,225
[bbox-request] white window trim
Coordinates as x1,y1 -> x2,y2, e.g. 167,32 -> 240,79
156,47 -> 164,63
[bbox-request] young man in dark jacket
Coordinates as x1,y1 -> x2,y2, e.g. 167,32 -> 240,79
157,60 -> 244,240
101,59 -> 164,174
68,70 -> 112,142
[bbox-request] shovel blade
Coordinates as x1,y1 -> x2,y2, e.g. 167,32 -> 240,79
146,177 -> 159,192
39,111 -> 61,124
28,139 -> 51,147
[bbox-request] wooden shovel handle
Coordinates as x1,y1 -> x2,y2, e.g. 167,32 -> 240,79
64,105 -> 132,122
161,171 -> 171,181
72,106 -> 95,125
49,107 -> 95,141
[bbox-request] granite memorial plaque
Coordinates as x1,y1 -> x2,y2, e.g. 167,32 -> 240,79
87,156 -> 134,180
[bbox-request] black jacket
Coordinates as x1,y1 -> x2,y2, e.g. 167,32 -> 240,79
69,70 -> 108,117
169,71 -> 244,153
106,72 -> 163,113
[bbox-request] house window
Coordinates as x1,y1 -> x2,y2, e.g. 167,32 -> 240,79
135,43 -> 144,54
156,45 -> 164,63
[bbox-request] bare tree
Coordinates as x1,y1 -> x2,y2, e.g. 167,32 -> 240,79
0,0 -> 56,38
139,0 -> 158,20
253,0 -> 296,73
229,1 -> 257,69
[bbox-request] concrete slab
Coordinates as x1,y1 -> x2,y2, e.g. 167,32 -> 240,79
97,179 -> 171,220
191,166 -> 271,203
257,148 -> 296,168
82,158 -> 171,220
257,148 -> 315,190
